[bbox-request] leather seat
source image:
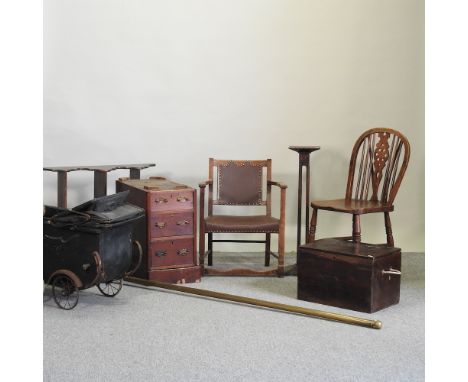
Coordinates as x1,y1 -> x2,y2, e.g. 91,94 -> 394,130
205,215 -> 280,233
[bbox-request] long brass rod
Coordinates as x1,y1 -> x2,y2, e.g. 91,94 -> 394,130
125,276 -> 382,330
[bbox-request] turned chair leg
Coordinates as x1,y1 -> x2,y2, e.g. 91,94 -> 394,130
208,233 -> 213,266
307,208 -> 318,243
199,226 -> 205,267
384,212 -> 395,247
265,233 -> 271,266
352,214 -> 361,243
277,232 -> 285,278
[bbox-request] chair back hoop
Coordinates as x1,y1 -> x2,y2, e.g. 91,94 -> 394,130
208,159 -> 271,208
345,128 -> 411,205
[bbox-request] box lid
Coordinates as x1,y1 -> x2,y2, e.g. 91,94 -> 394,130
117,177 -> 190,191
299,239 -> 400,259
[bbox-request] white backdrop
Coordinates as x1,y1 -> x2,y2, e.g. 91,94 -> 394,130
43,0 -> 424,252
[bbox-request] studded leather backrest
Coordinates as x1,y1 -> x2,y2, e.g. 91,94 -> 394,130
210,159 -> 270,207
218,162 -> 262,205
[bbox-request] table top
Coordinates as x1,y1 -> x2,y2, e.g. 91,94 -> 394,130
288,146 -> 321,153
43,163 -> 155,173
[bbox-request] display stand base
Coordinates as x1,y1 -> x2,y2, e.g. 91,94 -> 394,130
283,264 -> 297,276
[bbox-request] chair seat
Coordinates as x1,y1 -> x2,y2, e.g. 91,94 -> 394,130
204,215 -> 280,233
310,199 -> 394,214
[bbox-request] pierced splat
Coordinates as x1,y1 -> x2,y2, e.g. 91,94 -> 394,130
371,132 -> 390,200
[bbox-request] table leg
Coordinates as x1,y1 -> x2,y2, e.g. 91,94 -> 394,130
94,171 -> 107,198
130,168 -> 141,179
57,171 -> 67,208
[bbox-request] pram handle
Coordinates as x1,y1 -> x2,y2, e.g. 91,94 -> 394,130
125,240 -> 143,277
49,210 -> 91,228
91,251 -> 104,285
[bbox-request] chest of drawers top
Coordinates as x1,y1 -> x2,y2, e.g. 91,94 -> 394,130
118,177 -> 194,212
118,177 -> 190,192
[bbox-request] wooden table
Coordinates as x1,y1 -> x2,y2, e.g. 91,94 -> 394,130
43,163 -> 155,208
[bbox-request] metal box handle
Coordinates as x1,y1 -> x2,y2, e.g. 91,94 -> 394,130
382,268 -> 401,276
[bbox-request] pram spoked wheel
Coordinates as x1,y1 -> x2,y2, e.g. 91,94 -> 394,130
97,279 -> 123,297
52,274 -> 79,310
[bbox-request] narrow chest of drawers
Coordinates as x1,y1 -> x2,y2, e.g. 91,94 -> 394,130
116,177 -> 202,283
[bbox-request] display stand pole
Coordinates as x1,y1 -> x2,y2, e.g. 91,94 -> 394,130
284,146 -> 320,276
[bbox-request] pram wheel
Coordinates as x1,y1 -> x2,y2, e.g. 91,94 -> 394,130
97,279 -> 123,297
52,275 -> 79,310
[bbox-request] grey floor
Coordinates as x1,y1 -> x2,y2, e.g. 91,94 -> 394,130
43,252 -> 424,382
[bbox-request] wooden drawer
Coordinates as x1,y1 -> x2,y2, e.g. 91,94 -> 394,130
150,190 -> 193,212
148,265 -> 202,284
149,237 -> 195,269
150,211 -> 194,238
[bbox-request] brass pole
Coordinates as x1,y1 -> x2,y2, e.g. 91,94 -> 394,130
125,277 -> 382,330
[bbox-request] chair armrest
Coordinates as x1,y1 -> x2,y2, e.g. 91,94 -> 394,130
267,180 -> 287,229
199,179 -> 213,188
267,180 -> 288,189
199,180 -> 213,219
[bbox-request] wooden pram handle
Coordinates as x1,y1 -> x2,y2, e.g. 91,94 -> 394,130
124,240 -> 143,277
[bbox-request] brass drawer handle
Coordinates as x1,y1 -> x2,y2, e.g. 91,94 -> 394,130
155,251 -> 167,257
155,222 -> 167,229
177,248 -> 189,256
154,198 -> 168,204
382,268 -> 401,276
176,220 -> 190,226
177,196 -> 189,202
